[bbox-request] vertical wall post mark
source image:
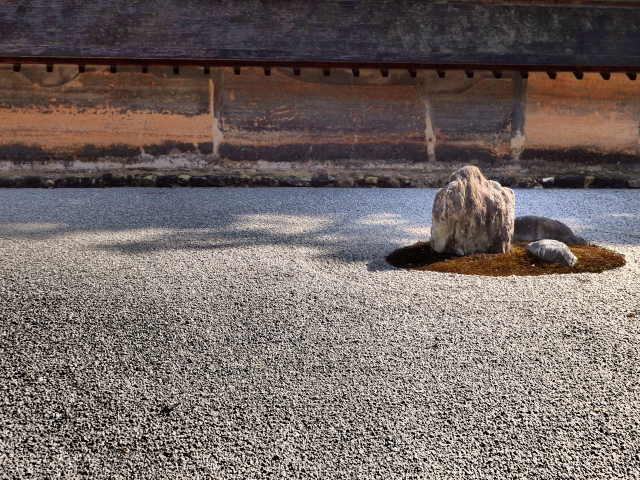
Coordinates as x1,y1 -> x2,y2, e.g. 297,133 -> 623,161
424,94 -> 436,162
209,79 -> 223,157
637,109 -> 640,159
510,74 -> 527,160
417,80 -> 436,162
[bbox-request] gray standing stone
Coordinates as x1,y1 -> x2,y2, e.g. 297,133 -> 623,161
525,239 -> 578,266
431,166 -> 515,255
514,216 -> 586,244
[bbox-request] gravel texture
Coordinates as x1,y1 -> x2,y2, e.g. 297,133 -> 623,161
0,188 -> 639,479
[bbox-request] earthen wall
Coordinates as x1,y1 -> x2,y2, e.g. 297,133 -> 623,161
1,65 -> 639,187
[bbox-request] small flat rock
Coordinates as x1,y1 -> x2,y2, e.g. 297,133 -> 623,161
525,239 -> 578,266
514,216 -> 586,244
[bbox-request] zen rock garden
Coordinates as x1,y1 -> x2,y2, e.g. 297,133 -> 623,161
387,166 -> 625,275
431,165 -> 575,265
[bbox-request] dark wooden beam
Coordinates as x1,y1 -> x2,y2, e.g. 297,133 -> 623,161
2,56 -> 639,74
0,1 -> 640,68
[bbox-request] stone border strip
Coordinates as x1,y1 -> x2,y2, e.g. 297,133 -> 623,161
0,172 -> 637,189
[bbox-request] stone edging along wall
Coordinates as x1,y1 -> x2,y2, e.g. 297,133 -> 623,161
1,170 -> 638,189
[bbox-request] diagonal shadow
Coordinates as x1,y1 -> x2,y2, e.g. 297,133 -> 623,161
0,188 -> 638,273
0,188 -> 435,271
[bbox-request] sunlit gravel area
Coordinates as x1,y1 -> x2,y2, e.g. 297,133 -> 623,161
1,187 -> 639,479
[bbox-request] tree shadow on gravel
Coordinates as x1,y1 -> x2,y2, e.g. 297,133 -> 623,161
0,188 -> 638,271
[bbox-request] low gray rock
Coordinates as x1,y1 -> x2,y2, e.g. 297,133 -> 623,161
591,177 -> 628,189
514,178 -> 538,189
68,176 -> 85,188
207,175 -> 227,187
554,176 -> 585,189
379,176 -> 411,188
335,176 -> 355,188
311,173 -> 336,187
378,176 -> 401,188
541,177 -> 555,188
363,176 -> 379,187
514,216 -> 585,244
156,175 -> 177,188
525,239 -> 578,266
23,176 -> 44,188
226,175 -> 252,187
190,176 -> 209,187
252,175 -> 279,187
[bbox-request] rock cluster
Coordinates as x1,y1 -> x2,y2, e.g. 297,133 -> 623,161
431,166 -> 515,255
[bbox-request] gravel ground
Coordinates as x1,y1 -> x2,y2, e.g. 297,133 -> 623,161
1,188 -> 639,479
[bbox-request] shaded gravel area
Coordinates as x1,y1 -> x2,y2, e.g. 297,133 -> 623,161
1,188 -> 639,479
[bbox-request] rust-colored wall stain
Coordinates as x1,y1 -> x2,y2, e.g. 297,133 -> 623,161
220,67 -> 424,146
0,106 -> 211,152
525,72 -> 640,151
431,76 -> 514,160
211,67 -> 430,161
0,65 -> 212,155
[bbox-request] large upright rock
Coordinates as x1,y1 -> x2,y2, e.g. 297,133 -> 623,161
431,166 -> 515,255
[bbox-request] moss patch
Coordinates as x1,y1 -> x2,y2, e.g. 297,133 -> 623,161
386,241 -> 625,276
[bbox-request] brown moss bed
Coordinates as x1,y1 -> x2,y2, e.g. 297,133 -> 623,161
386,241 -> 625,276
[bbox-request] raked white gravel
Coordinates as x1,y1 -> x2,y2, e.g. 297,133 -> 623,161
1,188 -> 639,479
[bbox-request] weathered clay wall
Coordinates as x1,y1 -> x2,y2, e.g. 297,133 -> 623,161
523,72 -> 640,164
218,68 -> 426,163
0,65 -> 212,166
1,65 -> 640,187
